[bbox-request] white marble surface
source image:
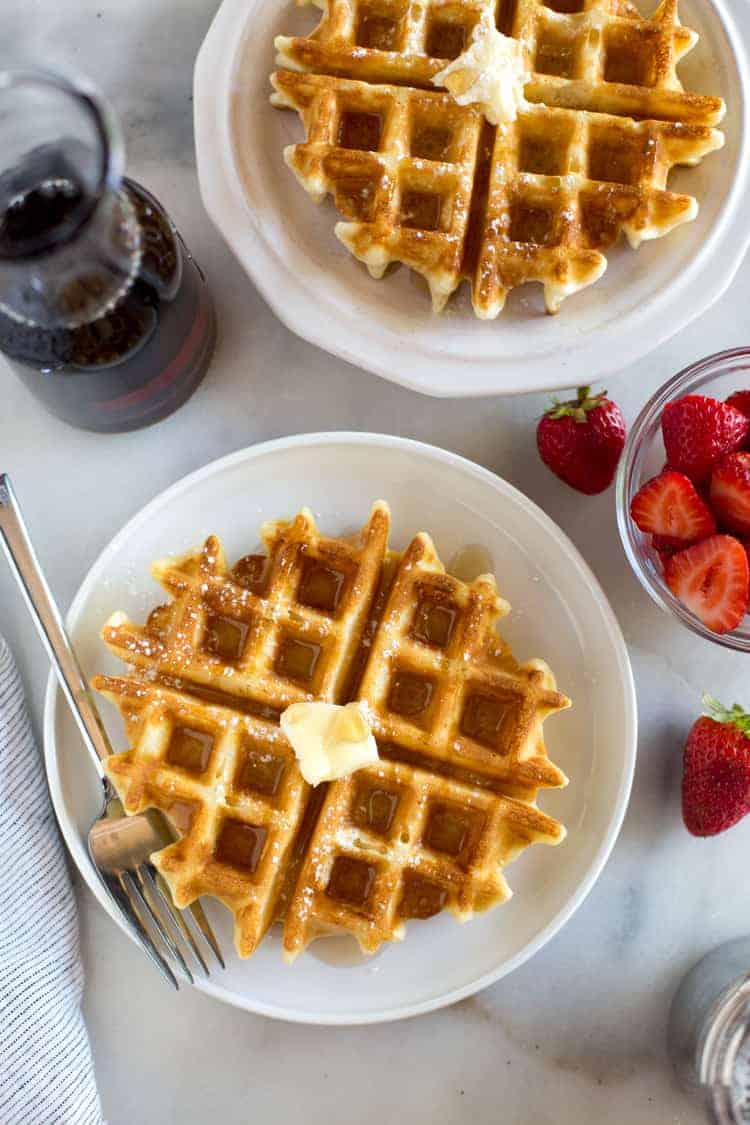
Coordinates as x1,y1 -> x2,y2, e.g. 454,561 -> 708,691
3,1 -> 750,1122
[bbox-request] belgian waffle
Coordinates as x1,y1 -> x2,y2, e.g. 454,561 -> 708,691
94,502 -> 571,960
270,0 -> 725,315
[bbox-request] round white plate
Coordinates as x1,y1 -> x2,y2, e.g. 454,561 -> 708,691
194,0 -> 750,397
44,433 -> 636,1023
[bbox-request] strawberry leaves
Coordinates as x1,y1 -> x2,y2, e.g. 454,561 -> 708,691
537,385 -> 626,495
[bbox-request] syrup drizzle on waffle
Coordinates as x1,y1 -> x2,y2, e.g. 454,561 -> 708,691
94,502 -> 570,960
269,0 -> 725,314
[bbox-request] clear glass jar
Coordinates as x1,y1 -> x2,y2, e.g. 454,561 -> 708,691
0,65 -> 216,432
615,347 -> 750,652
669,938 -> 750,1123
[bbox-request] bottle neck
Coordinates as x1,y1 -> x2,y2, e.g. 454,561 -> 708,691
0,164 -> 142,330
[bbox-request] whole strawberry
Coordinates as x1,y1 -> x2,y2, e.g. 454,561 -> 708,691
537,386 -> 626,495
662,394 -> 749,483
683,695 -> 750,837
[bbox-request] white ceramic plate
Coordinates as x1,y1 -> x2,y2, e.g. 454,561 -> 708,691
44,433 -> 636,1023
194,0 -> 750,397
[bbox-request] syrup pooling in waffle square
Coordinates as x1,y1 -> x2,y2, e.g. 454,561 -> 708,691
355,531 -> 569,799
93,675 -> 309,958
283,755 -> 564,959
271,0 -> 725,313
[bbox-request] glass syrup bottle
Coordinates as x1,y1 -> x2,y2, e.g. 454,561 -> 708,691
0,65 -> 216,432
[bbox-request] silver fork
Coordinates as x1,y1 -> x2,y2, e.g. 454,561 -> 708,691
0,473 -> 225,989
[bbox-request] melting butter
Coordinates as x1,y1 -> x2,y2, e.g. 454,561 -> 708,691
433,25 -> 530,126
280,701 -> 378,786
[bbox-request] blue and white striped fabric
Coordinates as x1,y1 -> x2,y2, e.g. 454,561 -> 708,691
0,635 -> 103,1124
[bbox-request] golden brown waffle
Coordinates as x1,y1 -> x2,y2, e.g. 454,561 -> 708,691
283,756 -> 563,959
354,530 -> 568,799
94,675 -> 309,958
283,530 -> 568,959
100,502 -> 390,712
94,503 -> 390,958
270,0 -> 724,314
94,501 -> 570,960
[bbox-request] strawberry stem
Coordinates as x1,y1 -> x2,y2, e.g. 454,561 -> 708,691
545,385 -> 607,424
702,693 -> 750,736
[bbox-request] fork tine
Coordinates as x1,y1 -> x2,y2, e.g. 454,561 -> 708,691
143,866 -> 208,977
157,885 -> 210,977
110,871 -> 179,990
120,870 -> 186,987
136,866 -> 194,985
150,868 -> 211,976
186,899 -> 226,970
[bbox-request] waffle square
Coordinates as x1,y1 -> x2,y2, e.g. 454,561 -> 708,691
94,502 -> 571,960
270,0 -> 724,314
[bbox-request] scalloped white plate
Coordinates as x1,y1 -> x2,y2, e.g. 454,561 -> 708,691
44,433 -> 636,1023
194,0 -> 750,397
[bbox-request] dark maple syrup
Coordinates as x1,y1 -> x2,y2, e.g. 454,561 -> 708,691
215,820 -> 267,873
388,670 -> 434,718
276,636 -> 322,683
233,554 -> 270,594
461,691 -> 516,748
353,782 -> 400,835
327,856 -> 377,908
0,176 -> 216,431
203,613 -> 250,663
399,873 -> 448,918
167,726 -> 215,774
235,745 -> 287,797
298,559 -> 348,614
425,803 -> 471,857
412,598 -> 457,648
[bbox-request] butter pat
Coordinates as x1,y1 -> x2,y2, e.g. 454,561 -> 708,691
280,701 -> 379,786
433,26 -> 529,126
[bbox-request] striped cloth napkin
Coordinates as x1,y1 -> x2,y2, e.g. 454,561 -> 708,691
0,635 -> 104,1124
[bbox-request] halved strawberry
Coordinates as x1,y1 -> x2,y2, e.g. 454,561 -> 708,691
658,461 -> 711,504
726,390 -> 750,420
664,535 -> 749,634
662,395 -> 750,482
709,453 -> 750,537
743,540 -> 750,571
630,471 -> 716,543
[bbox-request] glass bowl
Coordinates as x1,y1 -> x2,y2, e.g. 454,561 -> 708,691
616,347 -> 750,653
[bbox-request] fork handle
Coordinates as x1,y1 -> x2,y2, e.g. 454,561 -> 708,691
0,473 -> 107,775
